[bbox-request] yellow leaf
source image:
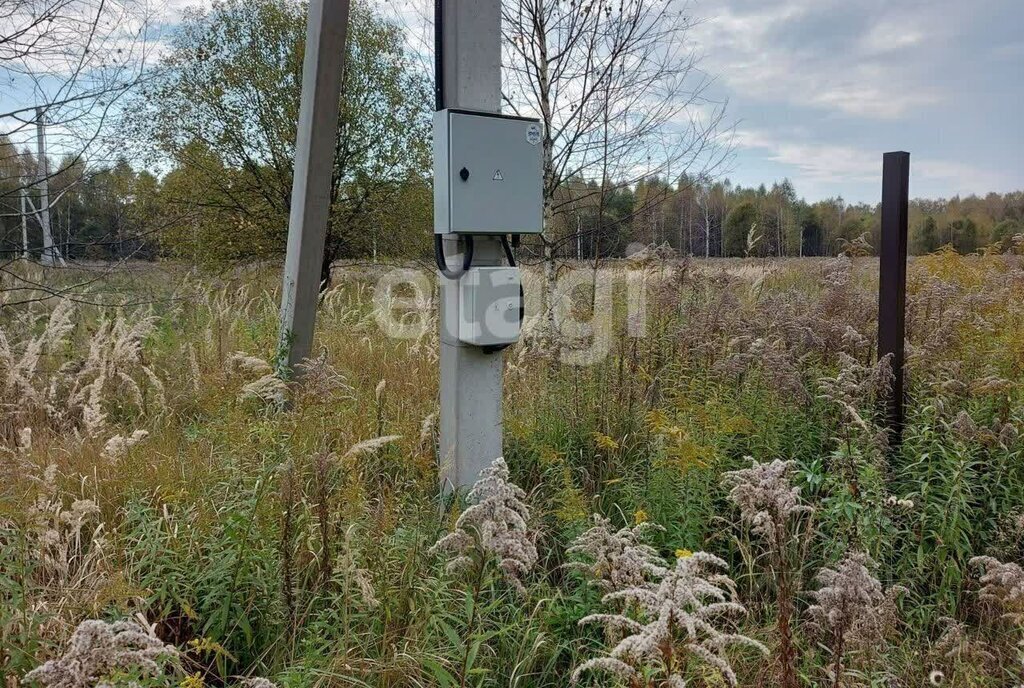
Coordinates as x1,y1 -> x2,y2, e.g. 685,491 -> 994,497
593,432 -> 619,451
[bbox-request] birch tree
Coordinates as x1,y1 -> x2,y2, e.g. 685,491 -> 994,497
1,0 -> 156,302
501,0 -> 729,331
1,0 -> 155,206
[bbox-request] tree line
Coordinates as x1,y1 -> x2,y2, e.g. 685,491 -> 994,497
544,176 -> 1024,260
7,141 -> 1021,265
2,0 -> 1021,270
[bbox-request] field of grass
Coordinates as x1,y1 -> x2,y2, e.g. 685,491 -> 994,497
3,250 -> 1024,687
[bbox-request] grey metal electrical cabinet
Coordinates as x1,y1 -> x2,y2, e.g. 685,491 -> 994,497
434,109 -> 544,235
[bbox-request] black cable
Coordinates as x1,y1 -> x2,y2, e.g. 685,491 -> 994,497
435,233 -> 473,279
481,235 -> 525,354
500,234 -> 516,267
500,236 -> 524,328
433,1 -> 469,280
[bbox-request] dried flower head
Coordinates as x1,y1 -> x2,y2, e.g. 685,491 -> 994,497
431,457 -> 538,593
239,374 -> 288,406
807,553 -> 905,653
885,495 -> 915,511
816,354 -> 894,453
101,429 -> 149,461
970,555 -> 1024,622
226,351 -> 272,377
240,679 -> 278,688
574,551 -> 767,686
818,354 -> 892,418
21,464 -> 108,593
4,303 -> 163,435
335,525 -> 379,609
971,375 -> 1015,397
566,515 -> 668,593
932,616 -> 997,670
342,435 -> 402,461
715,337 -> 808,402
952,410 -> 980,438
294,349 -> 354,402
722,457 -> 813,548
23,618 -> 177,688
418,412 -> 438,453
17,427 -> 32,453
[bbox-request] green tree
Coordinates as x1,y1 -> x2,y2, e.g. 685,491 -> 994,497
155,140 -> 257,262
768,179 -> 797,256
836,215 -> 872,254
724,201 -> 757,257
799,208 -> 825,257
915,216 -> 939,254
0,135 -> 23,255
133,0 -> 430,280
990,219 -> 1022,251
949,218 -> 978,254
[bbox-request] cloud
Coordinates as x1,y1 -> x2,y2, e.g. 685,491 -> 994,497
991,41 -> 1024,60
160,0 -> 211,20
913,159 -> 1011,193
859,20 -> 925,55
735,128 -> 1014,195
690,0 -> 947,119
734,129 -> 877,183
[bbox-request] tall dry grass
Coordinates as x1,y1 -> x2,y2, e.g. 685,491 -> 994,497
2,249 -> 1024,687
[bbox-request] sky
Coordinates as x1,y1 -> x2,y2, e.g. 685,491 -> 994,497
6,0 -> 1022,205
687,0 -> 1024,203
161,0 -> 1024,203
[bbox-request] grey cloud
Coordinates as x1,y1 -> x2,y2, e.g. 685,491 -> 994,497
688,0 -> 1023,200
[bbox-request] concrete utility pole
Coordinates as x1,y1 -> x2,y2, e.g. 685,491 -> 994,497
35,107 -> 58,267
277,0 -> 351,374
437,0 -> 507,491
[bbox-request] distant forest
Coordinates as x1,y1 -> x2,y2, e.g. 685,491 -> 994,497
2,142 -> 1020,264
542,176 -> 1024,261
3,0 -> 1021,266
2,0 -> 1021,267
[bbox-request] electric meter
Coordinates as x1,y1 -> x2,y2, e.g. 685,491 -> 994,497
457,267 -> 522,347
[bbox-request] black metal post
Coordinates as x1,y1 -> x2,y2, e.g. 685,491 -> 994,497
878,151 -> 910,444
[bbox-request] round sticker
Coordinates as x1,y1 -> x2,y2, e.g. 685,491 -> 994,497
526,123 -> 542,146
